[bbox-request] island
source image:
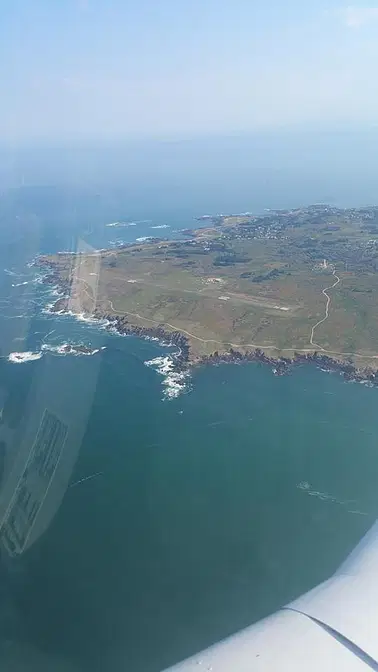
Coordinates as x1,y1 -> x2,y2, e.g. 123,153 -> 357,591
38,204 -> 378,382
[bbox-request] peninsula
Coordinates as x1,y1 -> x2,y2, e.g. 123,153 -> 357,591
39,204 -> 378,380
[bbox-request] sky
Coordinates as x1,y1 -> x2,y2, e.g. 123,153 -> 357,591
1,1 -> 378,141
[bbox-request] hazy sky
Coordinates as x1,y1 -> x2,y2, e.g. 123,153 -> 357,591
1,1 -> 378,141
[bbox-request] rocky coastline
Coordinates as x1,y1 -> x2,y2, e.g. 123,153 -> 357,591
38,259 -> 72,296
57,302 -> 378,387
100,312 -> 378,386
93,310 -> 191,367
199,348 -> 378,385
40,262 -> 378,387
92,301 -> 378,386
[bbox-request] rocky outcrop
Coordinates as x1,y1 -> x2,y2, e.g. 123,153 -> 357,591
198,347 -> 378,385
292,351 -> 378,384
50,297 -> 69,312
38,257 -> 72,296
93,311 -> 191,368
198,347 -> 291,375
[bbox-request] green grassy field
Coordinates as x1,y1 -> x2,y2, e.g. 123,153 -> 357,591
43,206 -> 378,366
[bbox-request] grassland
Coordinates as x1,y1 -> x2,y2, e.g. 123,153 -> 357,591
41,205 -> 378,367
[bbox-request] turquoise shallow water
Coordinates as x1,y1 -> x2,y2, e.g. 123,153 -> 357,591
1,172 -> 378,670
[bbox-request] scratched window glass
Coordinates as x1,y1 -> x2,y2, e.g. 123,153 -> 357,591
1,3 -> 378,672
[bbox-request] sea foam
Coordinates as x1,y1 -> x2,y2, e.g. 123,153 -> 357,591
8,343 -> 105,364
144,355 -> 190,400
8,351 -> 43,364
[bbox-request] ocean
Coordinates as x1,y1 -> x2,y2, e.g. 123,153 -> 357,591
1,134 -> 378,671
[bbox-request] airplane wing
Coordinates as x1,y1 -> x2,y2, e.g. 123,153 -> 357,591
163,522 -> 378,671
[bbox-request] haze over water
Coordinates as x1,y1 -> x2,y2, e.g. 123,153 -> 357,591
1,135 -> 378,671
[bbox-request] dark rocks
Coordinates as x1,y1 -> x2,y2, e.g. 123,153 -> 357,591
198,348 -> 292,374
38,258 -> 72,296
50,297 -> 69,312
62,344 -> 93,355
92,310 -> 191,369
293,351 -> 378,385
197,347 -> 378,386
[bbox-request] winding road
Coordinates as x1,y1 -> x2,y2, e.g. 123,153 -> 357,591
54,252 -> 378,361
310,268 -> 341,351
104,269 -> 378,360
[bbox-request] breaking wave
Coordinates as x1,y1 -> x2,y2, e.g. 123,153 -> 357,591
106,221 -> 139,228
8,351 -> 43,364
144,355 -> 190,400
42,343 -> 105,357
32,270 -> 51,286
8,343 -> 105,364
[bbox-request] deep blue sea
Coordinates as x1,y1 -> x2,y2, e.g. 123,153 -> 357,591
1,135 -> 378,671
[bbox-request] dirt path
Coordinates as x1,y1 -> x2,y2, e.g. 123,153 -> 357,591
310,268 -> 341,350
107,298 -> 378,361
